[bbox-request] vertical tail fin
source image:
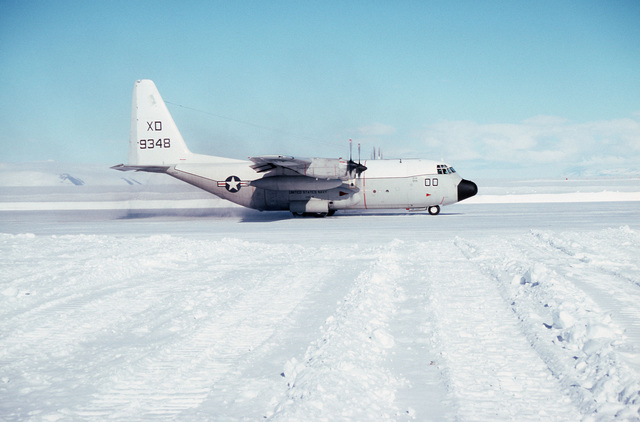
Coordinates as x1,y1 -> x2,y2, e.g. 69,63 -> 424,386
129,79 -> 192,165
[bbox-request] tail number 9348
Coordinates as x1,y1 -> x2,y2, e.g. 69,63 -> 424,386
139,138 -> 171,149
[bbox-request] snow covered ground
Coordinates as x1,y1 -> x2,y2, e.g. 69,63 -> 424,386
2,163 -> 640,420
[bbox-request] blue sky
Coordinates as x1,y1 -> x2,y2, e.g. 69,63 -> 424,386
1,0 -> 639,178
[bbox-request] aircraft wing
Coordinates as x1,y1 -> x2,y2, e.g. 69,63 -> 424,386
249,155 -> 312,173
250,155 -> 351,180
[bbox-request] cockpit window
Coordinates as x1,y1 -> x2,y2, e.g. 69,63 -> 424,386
437,164 -> 455,174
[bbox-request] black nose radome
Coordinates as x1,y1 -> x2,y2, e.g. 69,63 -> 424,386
458,179 -> 478,202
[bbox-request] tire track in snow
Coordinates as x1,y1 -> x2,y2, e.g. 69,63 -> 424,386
270,241 -> 405,420
1,236 -> 181,420
531,226 -> 640,288
72,240 -> 344,419
1,235 -> 357,420
456,230 -> 640,419
412,240 -> 580,421
187,257 -> 371,420
386,243 -> 453,421
530,228 -> 640,363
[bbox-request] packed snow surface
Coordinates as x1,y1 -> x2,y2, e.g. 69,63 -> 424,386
2,167 -> 640,421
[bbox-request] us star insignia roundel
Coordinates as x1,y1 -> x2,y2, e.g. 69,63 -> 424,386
217,175 -> 243,192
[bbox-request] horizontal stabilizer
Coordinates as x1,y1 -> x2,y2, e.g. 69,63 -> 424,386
111,164 -> 170,173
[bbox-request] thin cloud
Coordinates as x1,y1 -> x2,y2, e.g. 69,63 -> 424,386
356,123 -> 396,136
416,115 -> 640,174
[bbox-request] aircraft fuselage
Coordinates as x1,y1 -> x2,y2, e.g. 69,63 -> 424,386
113,80 -> 477,216
165,158 -> 472,214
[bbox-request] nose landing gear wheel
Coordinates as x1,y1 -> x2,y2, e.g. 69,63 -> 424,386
428,205 -> 440,215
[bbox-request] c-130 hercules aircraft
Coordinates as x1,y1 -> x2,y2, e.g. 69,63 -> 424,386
113,80 -> 477,216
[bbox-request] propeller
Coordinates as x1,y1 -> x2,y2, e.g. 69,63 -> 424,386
347,139 -> 367,177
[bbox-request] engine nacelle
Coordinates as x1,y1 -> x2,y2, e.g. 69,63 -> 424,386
329,193 -> 362,209
251,176 -> 343,191
290,198 -> 330,214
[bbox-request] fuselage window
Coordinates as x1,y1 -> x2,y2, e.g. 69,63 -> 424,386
425,179 -> 431,186
433,178 -> 438,186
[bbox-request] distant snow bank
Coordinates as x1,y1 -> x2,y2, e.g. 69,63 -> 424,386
468,177 -> 640,204
1,162 -> 638,211
467,191 -> 640,204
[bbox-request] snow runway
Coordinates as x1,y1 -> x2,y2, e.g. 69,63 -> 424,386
2,201 -> 640,420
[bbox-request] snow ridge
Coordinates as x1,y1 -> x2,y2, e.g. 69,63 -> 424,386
272,240 -> 405,420
414,240 -> 580,421
455,227 -> 640,419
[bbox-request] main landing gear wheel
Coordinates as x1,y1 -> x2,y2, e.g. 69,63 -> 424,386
292,212 -> 333,218
428,205 -> 440,215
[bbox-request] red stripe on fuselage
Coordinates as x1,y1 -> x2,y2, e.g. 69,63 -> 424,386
363,160 -> 368,209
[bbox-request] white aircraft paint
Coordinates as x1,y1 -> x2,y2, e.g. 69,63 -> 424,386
113,80 -> 477,216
